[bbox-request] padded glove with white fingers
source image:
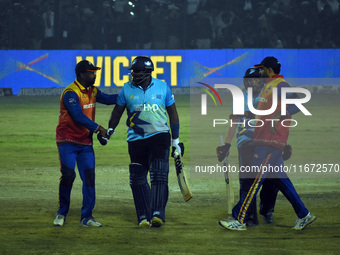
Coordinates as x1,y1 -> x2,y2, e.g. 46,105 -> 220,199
216,143 -> 231,162
171,138 -> 184,157
97,133 -> 109,146
107,128 -> 115,138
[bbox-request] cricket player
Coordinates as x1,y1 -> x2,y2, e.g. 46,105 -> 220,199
217,68 -> 279,226
219,57 -> 316,231
53,60 -> 117,227
108,56 -> 184,227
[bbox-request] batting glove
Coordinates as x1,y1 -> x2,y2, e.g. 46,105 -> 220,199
216,143 -> 231,162
97,128 -> 115,146
282,144 -> 292,161
107,128 -> 115,138
97,133 -> 109,146
171,138 -> 184,157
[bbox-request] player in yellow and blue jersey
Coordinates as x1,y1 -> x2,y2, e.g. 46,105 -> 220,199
54,60 -> 117,228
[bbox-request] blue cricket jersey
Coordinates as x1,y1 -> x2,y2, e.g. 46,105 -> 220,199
117,78 -> 175,142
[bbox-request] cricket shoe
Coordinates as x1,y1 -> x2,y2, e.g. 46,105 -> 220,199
219,219 -> 247,231
80,217 -> 102,227
53,214 -> 65,227
138,219 -> 151,227
262,212 -> 274,224
246,220 -> 258,227
151,217 -> 164,228
292,212 -> 316,230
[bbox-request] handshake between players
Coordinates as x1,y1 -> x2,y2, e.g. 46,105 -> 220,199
97,127 -> 115,146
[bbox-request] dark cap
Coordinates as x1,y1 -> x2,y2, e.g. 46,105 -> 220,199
244,68 -> 261,78
254,56 -> 280,69
75,60 -> 101,75
128,56 -> 154,71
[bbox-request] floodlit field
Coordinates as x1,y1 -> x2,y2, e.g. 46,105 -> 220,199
0,94 -> 339,255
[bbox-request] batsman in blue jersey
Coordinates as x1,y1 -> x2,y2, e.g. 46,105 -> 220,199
108,56 -> 184,227
217,68 -> 279,226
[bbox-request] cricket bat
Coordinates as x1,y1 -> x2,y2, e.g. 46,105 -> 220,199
174,151 -> 193,202
220,135 -> 234,214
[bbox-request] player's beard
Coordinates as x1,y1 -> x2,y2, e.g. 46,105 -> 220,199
90,77 -> 96,86
131,71 -> 151,87
87,77 -> 96,87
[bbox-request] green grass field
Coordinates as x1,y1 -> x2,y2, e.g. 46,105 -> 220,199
0,94 -> 339,255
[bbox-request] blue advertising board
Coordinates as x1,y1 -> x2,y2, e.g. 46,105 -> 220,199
0,49 -> 339,94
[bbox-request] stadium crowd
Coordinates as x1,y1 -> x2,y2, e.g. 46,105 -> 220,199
0,0 -> 339,50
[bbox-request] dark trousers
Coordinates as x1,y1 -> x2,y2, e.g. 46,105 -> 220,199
128,133 -> 170,168
233,146 -> 309,224
128,133 -> 170,222
238,145 -> 278,225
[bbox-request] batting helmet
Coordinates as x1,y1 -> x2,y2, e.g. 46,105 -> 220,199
129,56 -> 154,72
129,56 -> 154,85
244,68 -> 261,79
243,68 -> 264,93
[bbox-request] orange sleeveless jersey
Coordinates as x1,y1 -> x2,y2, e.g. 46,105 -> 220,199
253,75 -> 291,150
56,80 -> 98,145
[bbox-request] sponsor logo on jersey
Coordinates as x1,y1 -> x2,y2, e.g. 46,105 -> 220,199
143,103 -> 159,112
83,103 -> 96,109
133,103 -> 160,112
151,94 -> 162,99
134,104 -> 143,111
258,97 -> 268,103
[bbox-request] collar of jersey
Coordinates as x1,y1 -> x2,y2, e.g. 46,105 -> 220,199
267,74 -> 284,83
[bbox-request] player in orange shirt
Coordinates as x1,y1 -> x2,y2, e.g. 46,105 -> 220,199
53,60 -> 117,227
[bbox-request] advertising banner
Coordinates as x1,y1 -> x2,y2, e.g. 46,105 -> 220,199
0,49 -> 339,94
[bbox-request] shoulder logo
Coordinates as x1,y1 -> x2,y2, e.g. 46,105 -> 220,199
68,98 -> 76,104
